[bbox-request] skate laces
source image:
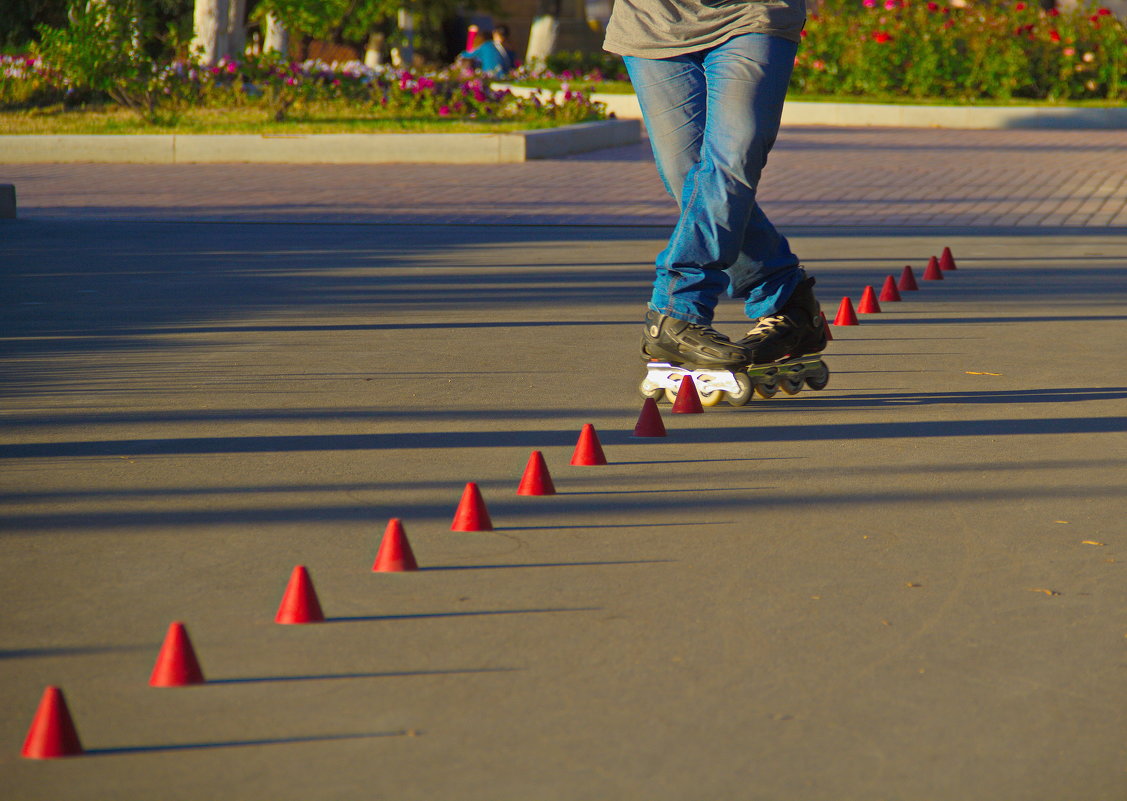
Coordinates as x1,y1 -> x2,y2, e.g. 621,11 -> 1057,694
744,313 -> 788,341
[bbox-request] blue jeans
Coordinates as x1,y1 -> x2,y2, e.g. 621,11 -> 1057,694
625,33 -> 800,326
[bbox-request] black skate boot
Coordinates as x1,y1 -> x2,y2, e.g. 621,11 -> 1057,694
739,275 -> 827,365
641,309 -> 747,369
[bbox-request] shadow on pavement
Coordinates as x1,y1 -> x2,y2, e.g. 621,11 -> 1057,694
86,730 -> 412,756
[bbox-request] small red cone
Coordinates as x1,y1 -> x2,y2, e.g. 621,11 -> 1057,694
373,518 -> 418,572
452,482 -> 493,530
275,565 -> 325,624
21,686 -> 83,759
898,265 -> 920,291
832,297 -> 859,326
821,311 -> 833,341
857,285 -> 881,313
671,375 -> 704,413
923,256 -> 943,280
570,423 -> 608,465
939,246 -> 957,271
149,621 -> 205,687
517,450 -> 556,495
879,275 -> 902,302
632,397 -> 667,437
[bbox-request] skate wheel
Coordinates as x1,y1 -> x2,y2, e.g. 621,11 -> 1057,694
780,376 -> 803,395
805,363 -> 830,391
639,383 -> 664,401
755,378 -> 778,399
698,388 -> 724,407
664,388 -> 678,404
726,372 -> 754,406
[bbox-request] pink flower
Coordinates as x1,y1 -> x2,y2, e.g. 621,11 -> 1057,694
863,0 -> 877,7
1063,46 -> 1076,56
226,62 -> 238,73
813,59 -> 826,70
884,0 -> 900,9
438,105 -> 451,116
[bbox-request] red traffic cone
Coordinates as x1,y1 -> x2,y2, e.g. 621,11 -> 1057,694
671,375 -> 704,413
923,256 -> 943,280
571,423 -> 608,465
373,518 -> 418,572
275,565 -> 325,624
149,621 -> 205,686
879,275 -> 902,302
832,297 -> 859,326
517,450 -> 556,495
821,311 -> 833,341
857,285 -> 881,313
452,482 -> 493,530
939,246 -> 957,271
21,686 -> 83,759
898,265 -> 919,291
632,397 -> 667,437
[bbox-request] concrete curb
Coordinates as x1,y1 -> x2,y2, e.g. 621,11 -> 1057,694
501,86 -> 1127,130
0,118 -> 641,164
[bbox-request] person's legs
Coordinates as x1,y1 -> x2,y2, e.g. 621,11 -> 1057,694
627,34 -> 800,327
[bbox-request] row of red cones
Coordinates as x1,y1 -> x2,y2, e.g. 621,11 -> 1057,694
831,246 -> 958,326
21,417 -> 660,758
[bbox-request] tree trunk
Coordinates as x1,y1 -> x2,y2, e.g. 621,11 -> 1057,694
227,0 -> 247,59
263,12 -> 290,56
192,0 -> 230,65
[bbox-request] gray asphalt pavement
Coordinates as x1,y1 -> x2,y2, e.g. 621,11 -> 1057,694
2,128 -> 1126,800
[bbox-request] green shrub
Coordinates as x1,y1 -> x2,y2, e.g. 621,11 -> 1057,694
32,0 -> 170,116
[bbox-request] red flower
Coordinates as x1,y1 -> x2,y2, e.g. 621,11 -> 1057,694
873,30 -> 893,43
1049,29 -> 1061,41
1097,6 -> 1112,14
1015,1 -> 1026,8
926,1 -> 940,9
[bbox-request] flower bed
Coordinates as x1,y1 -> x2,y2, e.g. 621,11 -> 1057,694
793,0 -> 1125,101
1,54 -> 608,131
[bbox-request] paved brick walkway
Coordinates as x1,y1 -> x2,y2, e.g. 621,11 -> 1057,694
4,127 -> 1126,228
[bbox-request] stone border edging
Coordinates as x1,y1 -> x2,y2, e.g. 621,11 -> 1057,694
0,118 -> 641,164
499,86 -> 1127,130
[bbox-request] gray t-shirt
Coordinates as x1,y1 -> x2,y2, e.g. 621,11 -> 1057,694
604,0 -> 806,58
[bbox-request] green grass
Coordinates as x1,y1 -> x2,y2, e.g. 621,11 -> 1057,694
0,102 -> 572,135
787,93 -> 1127,107
507,79 -> 635,95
